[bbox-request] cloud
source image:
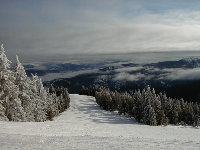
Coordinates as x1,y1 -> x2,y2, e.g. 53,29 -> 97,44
114,72 -> 146,81
158,68 -> 200,80
115,66 -> 143,72
113,67 -> 200,81
1,0 -> 200,61
41,69 -> 98,81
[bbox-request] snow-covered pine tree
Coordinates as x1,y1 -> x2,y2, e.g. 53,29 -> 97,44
143,104 -> 157,126
153,96 -> 166,125
80,83 -> 200,126
0,44 -> 12,119
193,103 -> 200,126
30,74 -> 48,121
15,55 -> 35,121
0,90 -> 8,121
0,44 -> 70,122
132,90 -> 142,122
15,55 -> 30,90
0,44 -> 25,121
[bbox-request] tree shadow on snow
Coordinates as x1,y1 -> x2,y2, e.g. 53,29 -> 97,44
77,98 -> 139,125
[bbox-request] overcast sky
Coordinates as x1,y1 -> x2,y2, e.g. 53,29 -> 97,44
1,0 -> 200,58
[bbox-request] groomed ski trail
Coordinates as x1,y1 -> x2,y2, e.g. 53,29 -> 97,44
0,94 -> 200,150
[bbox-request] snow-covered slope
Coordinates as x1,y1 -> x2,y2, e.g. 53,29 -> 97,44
0,94 -> 199,150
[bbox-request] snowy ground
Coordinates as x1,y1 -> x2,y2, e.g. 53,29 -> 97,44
0,94 -> 200,150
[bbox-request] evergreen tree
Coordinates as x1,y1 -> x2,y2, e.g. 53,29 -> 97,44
15,55 -> 35,121
0,91 -> 8,121
154,96 -> 166,125
193,103 -> 200,126
143,104 -> 157,125
0,44 -> 70,122
0,44 -> 25,121
81,86 -> 200,126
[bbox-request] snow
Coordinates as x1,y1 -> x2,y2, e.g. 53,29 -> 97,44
0,94 -> 200,150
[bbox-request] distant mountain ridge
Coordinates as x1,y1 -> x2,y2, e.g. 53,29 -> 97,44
24,57 -> 200,103
146,58 -> 200,68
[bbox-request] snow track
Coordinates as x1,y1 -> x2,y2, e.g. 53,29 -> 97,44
0,94 -> 200,150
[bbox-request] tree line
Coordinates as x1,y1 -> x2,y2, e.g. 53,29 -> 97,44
80,86 -> 200,126
0,44 -> 70,122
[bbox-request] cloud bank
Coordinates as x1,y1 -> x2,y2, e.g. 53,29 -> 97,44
159,68 -> 200,80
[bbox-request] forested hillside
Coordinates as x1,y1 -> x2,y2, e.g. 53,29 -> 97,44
80,86 -> 200,126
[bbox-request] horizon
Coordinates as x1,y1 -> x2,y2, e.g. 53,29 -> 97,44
6,50 -> 200,64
